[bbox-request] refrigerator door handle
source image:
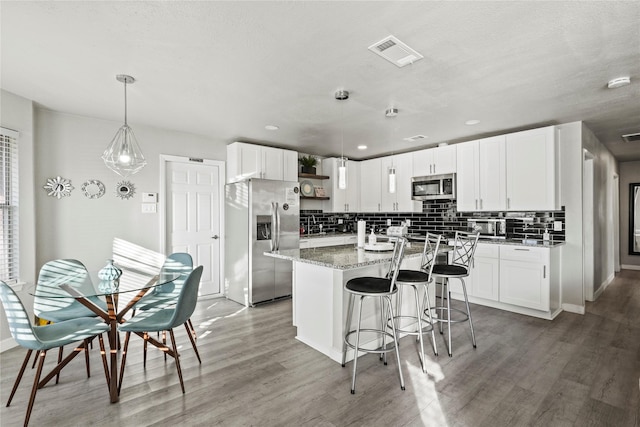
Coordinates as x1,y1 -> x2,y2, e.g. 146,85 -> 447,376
270,202 -> 276,251
275,202 -> 281,250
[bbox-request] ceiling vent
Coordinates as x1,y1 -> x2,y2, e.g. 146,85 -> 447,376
403,134 -> 428,142
368,35 -> 423,67
621,132 -> 640,143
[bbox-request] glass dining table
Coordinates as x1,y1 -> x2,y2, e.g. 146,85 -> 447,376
28,268 -> 180,403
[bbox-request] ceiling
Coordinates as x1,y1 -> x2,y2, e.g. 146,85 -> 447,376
2,1 -> 639,162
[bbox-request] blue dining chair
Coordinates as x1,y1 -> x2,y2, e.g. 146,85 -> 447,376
0,281 -> 110,427
118,266 -> 203,394
33,259 -> 107,379
130,253 -> 199,364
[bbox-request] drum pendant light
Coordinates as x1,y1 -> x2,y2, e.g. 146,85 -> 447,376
336,90 -> 349,190
102,75 -> 147,177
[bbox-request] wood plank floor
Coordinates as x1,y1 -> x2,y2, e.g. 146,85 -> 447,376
1,270 -> 639,426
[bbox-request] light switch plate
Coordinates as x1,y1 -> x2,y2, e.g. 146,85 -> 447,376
553,221 -> 562,231
387,219 -> 392,226
405,219 -> 411,227
142,203 -> 157,213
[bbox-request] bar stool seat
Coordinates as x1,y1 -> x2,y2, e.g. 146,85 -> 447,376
341,237 -> 407,394
429,231 -> 480,357
391,233 -> 442,373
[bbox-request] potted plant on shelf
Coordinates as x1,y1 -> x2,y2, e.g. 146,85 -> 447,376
299,155 -> 318,175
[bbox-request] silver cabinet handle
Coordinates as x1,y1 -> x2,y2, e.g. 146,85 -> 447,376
475,199 -> 478,210
543,265 -> 546,278
212,235 -> 219,239
514,248 -> 530,251
480,199 -> 483,210
507,198 -> 510,209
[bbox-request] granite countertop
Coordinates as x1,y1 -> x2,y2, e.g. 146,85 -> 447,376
266,243 -> 427,270
301,232 -> 565,248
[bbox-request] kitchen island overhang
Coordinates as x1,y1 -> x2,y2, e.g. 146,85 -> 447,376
265,243 -> 439,363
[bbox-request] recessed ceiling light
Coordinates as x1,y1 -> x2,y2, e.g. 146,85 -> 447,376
265,125 -> 279,131
465,119 -> 480,126
607,77 -> 631,89
357,145 -> 368,150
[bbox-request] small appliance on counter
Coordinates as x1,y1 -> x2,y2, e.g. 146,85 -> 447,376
467,218 -> 506,239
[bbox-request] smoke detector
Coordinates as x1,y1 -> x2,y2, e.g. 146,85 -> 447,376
368,35 -> 423,67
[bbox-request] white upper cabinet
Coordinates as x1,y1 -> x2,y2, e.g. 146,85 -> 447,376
413,145 -> 457,176
359,158 -> 382,212
227,142 -> 297,183
283,149 -> 299,182
322,158 -> 360,213
456,136 -> 506,212
505,126 -> 558,211
380,153 -> 421,212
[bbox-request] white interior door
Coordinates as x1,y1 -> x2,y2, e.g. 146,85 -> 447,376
165,157 -> 224,297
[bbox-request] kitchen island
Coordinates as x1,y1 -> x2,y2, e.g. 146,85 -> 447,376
265,243 -> 433,363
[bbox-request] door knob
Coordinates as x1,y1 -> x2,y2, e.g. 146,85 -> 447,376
212,235 -> 219,239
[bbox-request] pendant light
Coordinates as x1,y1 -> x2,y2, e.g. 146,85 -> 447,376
386,107 -> 398,194
335,90 -> 349,190
102,74 -> 147,177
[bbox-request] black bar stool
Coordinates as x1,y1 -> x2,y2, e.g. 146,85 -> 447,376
392,232 -> 442,373
341,237 -> 407,394
430,231 -> 479,357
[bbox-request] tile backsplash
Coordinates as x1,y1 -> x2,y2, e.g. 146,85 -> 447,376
301,199 -> 565,243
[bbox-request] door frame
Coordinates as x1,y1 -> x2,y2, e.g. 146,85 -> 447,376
159,154 -> 226,296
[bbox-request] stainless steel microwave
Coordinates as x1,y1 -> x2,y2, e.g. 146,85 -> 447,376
411,174 -> 456,200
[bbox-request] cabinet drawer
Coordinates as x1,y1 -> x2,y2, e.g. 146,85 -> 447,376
500,245 -> 547,262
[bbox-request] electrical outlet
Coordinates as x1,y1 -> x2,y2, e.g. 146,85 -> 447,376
405,219 -> 411,227
553,221 -> 562,231
142,203 -> 157,213
387,219 -> 392,226
338,219 -> 343,224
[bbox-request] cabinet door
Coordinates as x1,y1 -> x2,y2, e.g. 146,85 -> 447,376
478,136 -> 506,211
506,126 -> 556,210
395,153 -> 420,212
499,259 -> 549,311
456,141 -> 479,211
261,146 -> 284,180
359,158 -> 381,212
471,256 -> 500,301
412,149 -> 434,177
227,142 -> 262,182
345,161 -> 360,212
433,145 -> 457,174
283,149 -> 298,182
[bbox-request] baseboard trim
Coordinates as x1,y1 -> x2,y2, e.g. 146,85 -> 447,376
1,337 -> 18,353
621,264 -> 640,271
562,303 -> 585,315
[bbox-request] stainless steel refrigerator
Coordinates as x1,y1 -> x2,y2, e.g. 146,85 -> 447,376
224,179 -> 300,306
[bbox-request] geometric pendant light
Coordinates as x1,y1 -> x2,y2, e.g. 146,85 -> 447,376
102,74 -> 147,177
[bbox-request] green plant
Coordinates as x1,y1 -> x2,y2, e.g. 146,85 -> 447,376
299,155 -> 318,167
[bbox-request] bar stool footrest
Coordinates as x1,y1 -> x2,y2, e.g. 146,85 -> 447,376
387,315 -> 435,335
426,306 -> 470,324
345,329 -> 398,354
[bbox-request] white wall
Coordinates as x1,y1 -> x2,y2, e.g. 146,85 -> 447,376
1,97 -> 227,349
620,160 -> 640,268
557,122 -> 618,311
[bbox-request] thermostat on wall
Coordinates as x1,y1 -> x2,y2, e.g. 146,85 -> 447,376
142,192 -> 158,203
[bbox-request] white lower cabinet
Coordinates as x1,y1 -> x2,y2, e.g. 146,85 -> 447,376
499,246 -> 550,311
450,243 -> 561,319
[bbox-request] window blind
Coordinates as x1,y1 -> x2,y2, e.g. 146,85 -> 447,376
0,127 -> 19,284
